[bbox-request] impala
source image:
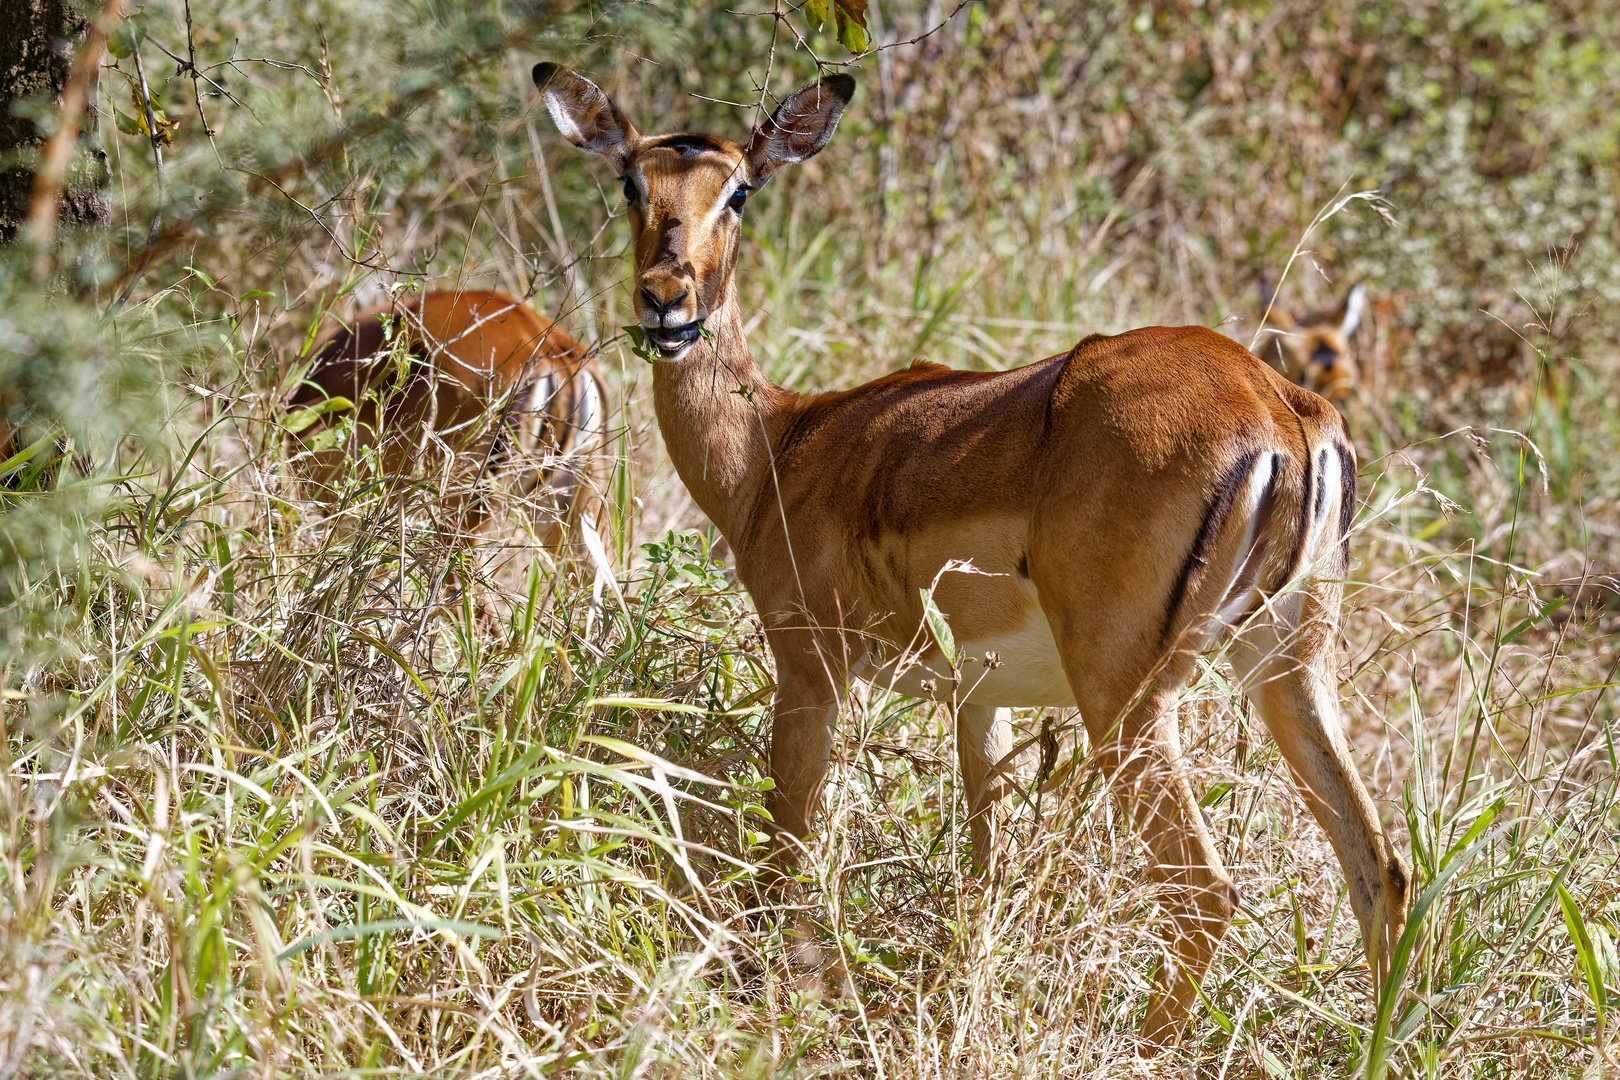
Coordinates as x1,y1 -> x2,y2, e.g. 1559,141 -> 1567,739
533,63 -> 1408,1048
1255,278 -> 1366,403
288,289 -> 613,580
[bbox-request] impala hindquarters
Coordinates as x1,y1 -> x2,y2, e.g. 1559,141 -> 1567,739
534,61 -> 1408,1051
288,290 -> 614,585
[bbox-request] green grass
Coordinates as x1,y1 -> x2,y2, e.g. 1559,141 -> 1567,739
3,0 -> 1619,1076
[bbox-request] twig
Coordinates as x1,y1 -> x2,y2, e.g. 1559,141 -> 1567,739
113,41 -> 168,307
179,0 -> 222,145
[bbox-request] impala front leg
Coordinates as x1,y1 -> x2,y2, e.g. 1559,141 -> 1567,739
956,703 -> 1014,865
765,643 -> 843,853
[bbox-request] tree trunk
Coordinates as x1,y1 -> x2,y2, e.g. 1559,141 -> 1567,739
0,0 -> 109,243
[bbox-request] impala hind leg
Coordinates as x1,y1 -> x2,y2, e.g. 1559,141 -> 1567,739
1042,607 -> 1238,1049
1081,684 -> 1238,1050
1232,592 -> 1409,984
955,704 -> 1014,864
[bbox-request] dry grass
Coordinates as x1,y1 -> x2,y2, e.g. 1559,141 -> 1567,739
0,1 -> 1617,1077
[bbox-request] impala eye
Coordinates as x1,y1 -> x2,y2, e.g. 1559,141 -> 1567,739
621,176 -> 637,205
727,186 -> 748,214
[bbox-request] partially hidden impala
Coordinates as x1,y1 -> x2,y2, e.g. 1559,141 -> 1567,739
533,62 -> 1408,1049
289,290 -> 613,581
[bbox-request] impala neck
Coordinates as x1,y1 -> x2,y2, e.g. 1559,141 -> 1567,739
650,280 -> 791,542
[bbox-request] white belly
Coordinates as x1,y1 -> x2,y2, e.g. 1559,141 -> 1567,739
857,610 -> 1076,708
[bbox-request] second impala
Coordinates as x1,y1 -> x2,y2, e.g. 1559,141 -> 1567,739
532,63 -> 1408,1049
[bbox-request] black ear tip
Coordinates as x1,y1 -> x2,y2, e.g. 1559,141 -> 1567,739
533,62 -> 560,89
824,73 -> 856,102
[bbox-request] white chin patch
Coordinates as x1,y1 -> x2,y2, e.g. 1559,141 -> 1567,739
657,341 -> 696,362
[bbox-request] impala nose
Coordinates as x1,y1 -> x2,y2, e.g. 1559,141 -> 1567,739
640,285 -> 690,326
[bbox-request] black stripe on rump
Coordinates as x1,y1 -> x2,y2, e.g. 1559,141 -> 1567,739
1336,442 -> 1357,568
1313,447 -> 1329,525
1160,448 -> 1263,645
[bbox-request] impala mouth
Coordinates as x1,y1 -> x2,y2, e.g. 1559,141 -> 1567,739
648,321 -> 703,357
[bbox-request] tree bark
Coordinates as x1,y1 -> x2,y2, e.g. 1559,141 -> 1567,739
0,0 -> 109,244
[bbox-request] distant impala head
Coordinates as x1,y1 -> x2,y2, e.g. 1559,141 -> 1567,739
1256,279 -> 1366,403
534,63 -> 855,360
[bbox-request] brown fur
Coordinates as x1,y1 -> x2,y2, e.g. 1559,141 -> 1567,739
537,64 -> 1408,1051
287,290 -> 612,571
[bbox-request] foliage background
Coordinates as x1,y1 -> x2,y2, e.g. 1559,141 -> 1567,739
0,0 -> 1617,1075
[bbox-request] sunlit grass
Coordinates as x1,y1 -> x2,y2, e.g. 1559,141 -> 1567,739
1,1 -> 1617,1076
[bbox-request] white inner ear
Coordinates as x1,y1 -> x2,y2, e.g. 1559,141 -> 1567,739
759,113 -> 813,170
771,139 -> 805,166
542,94 -> 587,146
1340,283 -> 1366,336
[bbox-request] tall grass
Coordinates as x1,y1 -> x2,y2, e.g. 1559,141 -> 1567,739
1,0 -> 1617,1076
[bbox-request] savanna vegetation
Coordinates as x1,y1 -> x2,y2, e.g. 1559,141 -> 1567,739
1,0 -> 1617,1075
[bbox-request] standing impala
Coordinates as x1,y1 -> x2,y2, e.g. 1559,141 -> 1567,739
533,63 -> 1408,1049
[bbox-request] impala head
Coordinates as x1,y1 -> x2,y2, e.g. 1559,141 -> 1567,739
1257,279 -> 1366,403
534,63 -> 855,361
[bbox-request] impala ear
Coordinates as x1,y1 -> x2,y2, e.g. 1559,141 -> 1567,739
1336,281 -> 1367,337
533,63 -> 639,163
1258,276 -> 1294,328
746,74 -> 855,187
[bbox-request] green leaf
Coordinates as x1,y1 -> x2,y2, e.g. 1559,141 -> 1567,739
112,105 -> 140,136
282,396 -> 354,435
578,734 -> 730,787
1438,797 -> 1504,873
918,587 -> 958,667
622,324 -> 657,364
278,918 -> 501,961
1501,596 -> 1568,645
1364,823 -> 1504,1080
834,0 -> 869,52
305,427 -> 342,453
0,431 -> 57,478
106,19 -> 137,59
1559,883 -> 1607,1024
586,697 -> 707,716
800,0 -> 866,52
